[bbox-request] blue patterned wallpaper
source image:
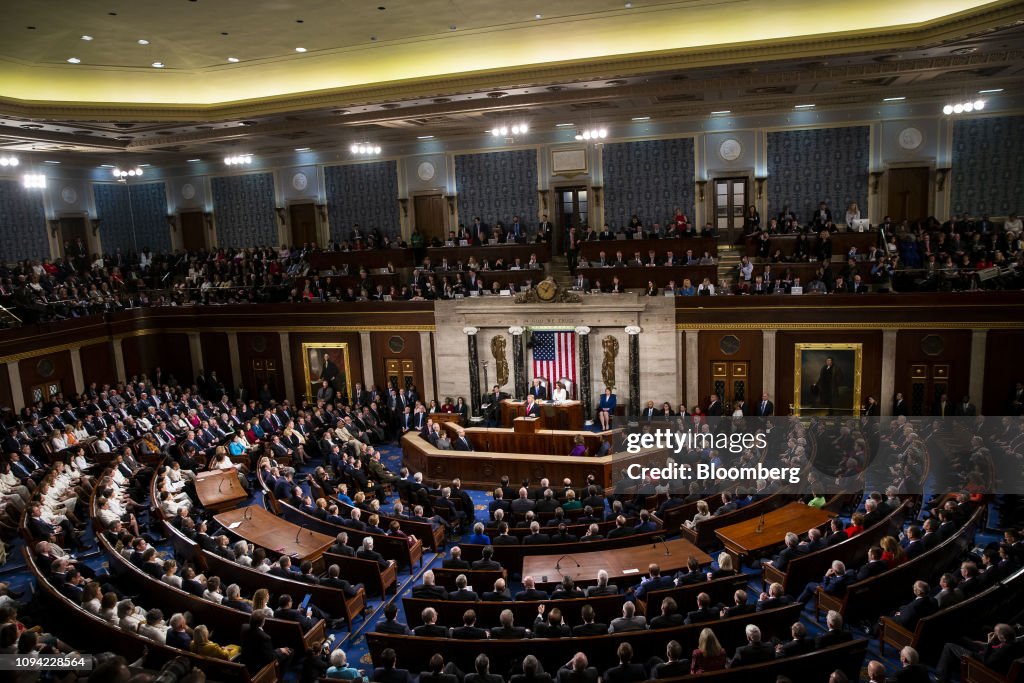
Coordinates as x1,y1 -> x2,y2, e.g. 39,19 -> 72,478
952,116 -> 1024,215
324,161 -> 399,242
93,182 -> 170,254
767,126 -> 869,223
0,179 -> 47,262
210,172 -> 278,247
603,138 -> 695,229
455,150 -> 538,226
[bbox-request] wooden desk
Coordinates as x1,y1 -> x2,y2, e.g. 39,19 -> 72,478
194,469 -> 247,512
425,243 -> 548,265
521,537 -> 712,588
577,265 -> 717,290
715,502 -> 835,561
214,505 -> 334,562
579,236 -> 718,261
501,399 -> 583,430
743,232 -> 880,258
309,250 -> 415,270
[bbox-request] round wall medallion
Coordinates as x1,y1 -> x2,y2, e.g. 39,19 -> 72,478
250,335 -> 267,353
719,335 -> 741,355
388,335 -> 406,353
181,183 -> 196,200
920,334 -> 945,356
898,127 -> 923,150
36,358 -> 55,378
292,172 -> 308,191
417,161 -> 436,181
719,139 -> 742,161
60,187 -> 78,205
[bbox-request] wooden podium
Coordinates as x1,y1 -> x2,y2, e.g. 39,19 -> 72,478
501,399 -> 583,430
513,416 -> 544,433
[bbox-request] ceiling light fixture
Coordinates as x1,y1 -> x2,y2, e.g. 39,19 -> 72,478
576,127 -> 608,141
0,156 -> 19,167
112,167 -> 144,178
631,116 -> 650,121
22,174 -> 46,189
227,56 -> 239,63
491,122 -> 529,138
625,2 -> 633,7
710,110 -> 731,115
978,88 -> 1003,94
187,159 -> 202,163
555,123 -> 575,127
43,160 -> 61,165
794,104 -> 815,109
349,143 -> 381,155
416,135 -> 434,140
224,155 -> 253,165
535,13 -> 542,19
137,39 -> 149,45
81,35 -> 93,41
295,46 -> 307,52
882,96 -> 906,102
943,99 -> 984,115
294,147 -> 311,152
151,61 -> 165,68
67,57 -> 81,64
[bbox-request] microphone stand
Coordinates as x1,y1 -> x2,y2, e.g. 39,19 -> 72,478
652,535 -> 671,556
554,554 -> 580,577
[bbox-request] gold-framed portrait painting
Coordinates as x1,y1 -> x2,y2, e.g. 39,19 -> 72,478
301,343 -> 352,403
793,343 -> 862,416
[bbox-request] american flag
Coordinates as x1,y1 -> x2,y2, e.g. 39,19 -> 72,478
531,331 -> 576,394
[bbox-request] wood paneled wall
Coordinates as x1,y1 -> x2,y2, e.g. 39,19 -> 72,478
371,331 -> 424,397
894,330 -> 972,414
81,342 -> 116,390
121,333 -> 192,385
18,350 -> 74,407
696,330 -> 763,412
984,331 -> 1024,415
200,332 -> 234,391
236,332 -> 283,400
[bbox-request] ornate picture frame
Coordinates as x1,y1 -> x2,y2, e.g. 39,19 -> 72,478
793,342 -> 862,416
301,342 -> 352,403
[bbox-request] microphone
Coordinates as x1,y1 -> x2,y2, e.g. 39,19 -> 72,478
295,523 -> 305,544
243,506 -> 253,521
554,554 -> 580,576
218,478 -> 226,493
652,535 -> 671,556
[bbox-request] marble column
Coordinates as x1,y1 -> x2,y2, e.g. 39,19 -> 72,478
880,329 -> 897,416
188,332 -> 204,379
969,329 -> 987,408
6,362 -> 25,411
509,326 -> 527,399
360,332 -> 375,388
684,329 -> 699,408
112,338 -> 126,382
227,332 -> 242,394
465,327 -> 481,417
70,347 -> 85,394
762,329 -> 777,402
626,326 -> 641,423
279,332 -> 296,404
575,326 -> 593,424
419,332 -> 436,400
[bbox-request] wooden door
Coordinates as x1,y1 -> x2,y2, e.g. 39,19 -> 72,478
413,194 -> 447,241
288,203 -> 318,246
28,380 -> 62,407
385,359 -> 417,393
251,358 -> 279,398
886,167 -> 930,225
909,363 -> 951,416
711,360 -> 749,413
555,186 -> 589,248
180,211 -> 207,251
713,177 -> 747,243
58,217 -> 88,257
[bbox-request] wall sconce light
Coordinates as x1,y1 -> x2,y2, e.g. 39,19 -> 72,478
444,194 -> 456,215
166,215 -> 177,232
90,219 -> 101,236
48,219 -> 60,237
274,207 -> 286,226
203,212 -> 214,230
695,181 -> 707,203
538,189 -> 549,211
315,203 -> 327,222
936,168 -> 951,192
869,171 -> 884,195
591,185 -> 603,208
754,176 -> 767,200
398,197 -> 409,218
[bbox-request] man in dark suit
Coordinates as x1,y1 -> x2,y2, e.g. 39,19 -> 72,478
523,394 -> 541,417
856,547 -> 888,580
467,655 -> 506,683
705,393 -> 724,417
684,592 -> 718,625
412,571 -> 449,600
891,580 -> 938,630
523,521 -> 551,545
558,653 -> 600,683
728,624 -> 774,667
357,537 -> 392,570
321,564 -> 361,598
755,392 -> 774,417
452,428 -> 475,451
956,395 -> 977,416
412,608 -> 449,638
756,582 -> 794,611
240,613 -> 292,672
488,609 -> 527,638
893,392 -> 909,416
815,610 -> 854,649
602,643 -> 647,683
572,605 -> 608,636
529,379 -> 547,400
448,575 -> 479,601
934,623 -> 1022,683
775,622 -> 813,658
372,648 -> 415,683
443,546 -> 471,570
514,576 -> 548,601
648,597 -> 685,629
889,646 -> 931,683
275,594 -> 316,631
481,578 -> 513,602
376,603 -> 412,635
767,532 -> 803,572
451,610 -> 488,639
634,563 -> 675,601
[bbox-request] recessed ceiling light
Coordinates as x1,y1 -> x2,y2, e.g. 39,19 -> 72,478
43,160 -> 61,164
555,122 -> 575,127
81,35 -> 93,41
227,57 -> 239,62
794,104 -> 815,109
294,147 -> 311,152
417,135 -> 434,140
978,88 -> 1003,93
100,164 -> 115,168
187,158 -> 201,163
882,96 -> 906,102
137,39 -> 149,45
535,13 -> 542,19
625,2 -> 633,7
631,116 -> 650,121
295,46 -> 307,52
138,163 -> 151,167
67,57 -> 81,64
151,61 -> 165,68
710,110 -> 731,115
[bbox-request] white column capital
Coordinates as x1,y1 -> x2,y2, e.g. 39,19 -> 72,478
508,326 -> 525,336
463,326 -> 479,336
574,326 -> 592,336
624,325 -> 642,336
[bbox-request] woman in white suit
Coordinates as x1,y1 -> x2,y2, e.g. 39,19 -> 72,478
551,382 -> 568,402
